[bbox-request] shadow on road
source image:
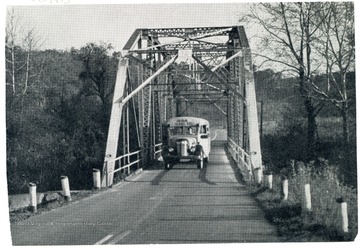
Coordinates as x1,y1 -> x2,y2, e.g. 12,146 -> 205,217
150,169 -> 168,185
198,163 -> 216,185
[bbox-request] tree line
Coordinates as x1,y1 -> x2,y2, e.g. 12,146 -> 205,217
6,13 -> 119,193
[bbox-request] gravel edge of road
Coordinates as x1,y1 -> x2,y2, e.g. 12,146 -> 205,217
9,168 -> 145,224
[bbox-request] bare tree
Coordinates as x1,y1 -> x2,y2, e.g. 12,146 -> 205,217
5,7 -> 45,136
312,2 -> 355,148
5,7 -> 44,96
243,2 -> 331,160
5,7 -> 19,95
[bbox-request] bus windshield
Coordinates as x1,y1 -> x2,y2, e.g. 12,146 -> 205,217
169,126 -> 198,136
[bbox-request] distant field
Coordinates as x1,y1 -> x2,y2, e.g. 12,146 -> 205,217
262,117 -> 355,141
173,96 -> 355,142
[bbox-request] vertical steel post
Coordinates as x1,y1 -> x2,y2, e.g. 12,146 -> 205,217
138,88 -> 144,169
260,100 -> 264,139
105,161 -> 108,188
122,103 -> 126,175
126,102 -> 130,174
152,89 -> 156,159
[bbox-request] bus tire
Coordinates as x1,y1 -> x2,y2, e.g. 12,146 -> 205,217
164,161 -> 171,170
197,159 -> 204,169
204,157 -> 209,164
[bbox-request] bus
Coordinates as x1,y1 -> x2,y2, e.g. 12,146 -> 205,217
161,117 -> 211,170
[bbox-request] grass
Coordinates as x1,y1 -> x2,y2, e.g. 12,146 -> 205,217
251,161 -> 358,242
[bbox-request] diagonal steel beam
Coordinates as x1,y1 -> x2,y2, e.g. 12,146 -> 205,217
123,29 -> 142,50
192,55 -> 245,103
211,50 -> 243,72
116,55 -> 178,104
205,95 -> 227,116
192,55 -> 228,83
178,97 -> 195,116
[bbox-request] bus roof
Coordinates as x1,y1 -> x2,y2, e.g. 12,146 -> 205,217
166,117 -> 209,126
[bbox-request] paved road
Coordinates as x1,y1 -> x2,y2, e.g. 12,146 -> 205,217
10,139 -> 279,245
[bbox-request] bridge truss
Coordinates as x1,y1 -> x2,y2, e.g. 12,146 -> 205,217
102,26 -> 263,187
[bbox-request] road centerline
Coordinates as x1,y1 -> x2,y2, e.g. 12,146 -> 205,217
107,230 -> 132,244
94,234 -> 114,245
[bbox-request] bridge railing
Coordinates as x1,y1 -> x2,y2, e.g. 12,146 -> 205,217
227,138 -> 254,183
103,143 -> 162,187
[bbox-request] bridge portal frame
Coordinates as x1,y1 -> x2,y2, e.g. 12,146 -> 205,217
102,26 -> 263,187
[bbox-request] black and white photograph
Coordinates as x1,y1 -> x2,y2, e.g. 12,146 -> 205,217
2,0 -> 358,246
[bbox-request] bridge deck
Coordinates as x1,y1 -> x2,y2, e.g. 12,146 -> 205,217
10,141 -> 279,245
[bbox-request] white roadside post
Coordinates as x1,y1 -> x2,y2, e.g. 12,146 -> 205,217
301,183 -> 312,212
61,176 -> 72,201
28,182 -> 37,213
281,178 -> 289,201
265,174 -> 273,190
93,169 -> 101,189
337,198 -> 349,234
253,167 -> 262,187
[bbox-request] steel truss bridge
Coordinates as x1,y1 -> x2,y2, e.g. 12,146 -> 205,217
102,26 -> 263,187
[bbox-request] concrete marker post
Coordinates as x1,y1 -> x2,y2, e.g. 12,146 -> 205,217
265,174 -> 273,190
61,176 -> 72,201
28,182 -> 37,213
337,198 -> 349,234
254,167 -> 262,186
281,179 -> 289,201
340,202 -> 349,234
301,183 -> 312,212
93,169 -> 101,189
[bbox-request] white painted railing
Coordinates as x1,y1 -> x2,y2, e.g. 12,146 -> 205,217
103,143 -> 162,186
227,138 -> 254,183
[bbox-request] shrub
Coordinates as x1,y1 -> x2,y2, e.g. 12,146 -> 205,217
254,160 -> 358,241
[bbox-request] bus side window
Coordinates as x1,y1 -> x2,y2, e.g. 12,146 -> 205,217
200,125 -> 206,134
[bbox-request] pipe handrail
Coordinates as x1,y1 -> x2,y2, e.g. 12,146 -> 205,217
105,143 -> 162,164
104,143 -> 163,177
227,138 -> 254,181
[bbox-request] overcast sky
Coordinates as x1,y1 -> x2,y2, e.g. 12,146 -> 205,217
7,1 -> 256,51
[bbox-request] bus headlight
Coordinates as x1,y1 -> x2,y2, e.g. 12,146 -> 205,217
168,147 -> 174,153
190,146 -> 196,153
